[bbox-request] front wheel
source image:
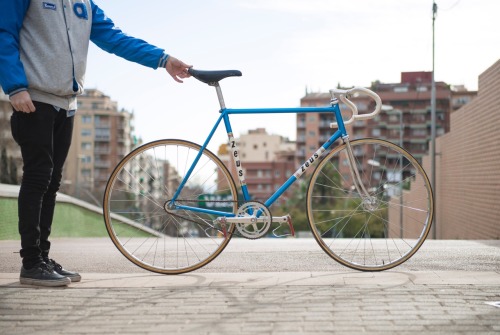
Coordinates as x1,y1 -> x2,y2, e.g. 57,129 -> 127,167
306,138 -> 434,271
103,139 -> 238,274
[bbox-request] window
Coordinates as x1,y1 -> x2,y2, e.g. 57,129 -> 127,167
81,142 -> 92,150
372,128 -> 381,137
355,102 -> 367,111
389,129 -> 400,137
81,155 -> 92,163
81,115 -> 92,124
81,169 -> 91,179
94,115 -> 110,126
413,129 -> 427,137
354,130 -> 364,138
389,115 -> 399,122
81,129 -> 91,137
413,114 -> 426,122
95,128 -> 110,140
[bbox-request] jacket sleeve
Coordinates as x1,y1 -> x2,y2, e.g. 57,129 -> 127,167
89,1 -> 168,70
0,0 -> 30,95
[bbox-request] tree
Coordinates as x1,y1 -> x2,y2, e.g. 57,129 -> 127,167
9,156 -> 18,184
0,147 -> 9,184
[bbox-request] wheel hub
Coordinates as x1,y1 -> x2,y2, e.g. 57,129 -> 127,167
362,197 -> 379,211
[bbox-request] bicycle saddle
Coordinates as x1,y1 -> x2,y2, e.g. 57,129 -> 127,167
188,68 -> 242,85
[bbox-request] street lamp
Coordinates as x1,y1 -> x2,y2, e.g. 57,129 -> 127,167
430,0 -> 438,239
396,109 -> 404,239
367,106 -> 405,239
76,154 -> 85,199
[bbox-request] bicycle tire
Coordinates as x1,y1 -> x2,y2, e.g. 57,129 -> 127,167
103,139 -> 238,274
306,138 -> 434,271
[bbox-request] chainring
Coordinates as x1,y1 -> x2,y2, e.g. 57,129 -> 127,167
235,201 -> 272,239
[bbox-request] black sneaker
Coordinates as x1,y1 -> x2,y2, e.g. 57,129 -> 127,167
20,262 -> 71,287
44,258 -> 82,282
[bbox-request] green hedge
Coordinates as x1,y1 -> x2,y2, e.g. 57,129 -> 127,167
0,198 -> 150,240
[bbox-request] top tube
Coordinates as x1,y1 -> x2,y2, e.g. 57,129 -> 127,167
222,106 -> 337,115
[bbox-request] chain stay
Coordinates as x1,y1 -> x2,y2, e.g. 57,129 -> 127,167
168,199 -> 294,239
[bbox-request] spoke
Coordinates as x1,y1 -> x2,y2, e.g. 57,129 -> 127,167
307,140 -> 432,270
104,140 -> 238,274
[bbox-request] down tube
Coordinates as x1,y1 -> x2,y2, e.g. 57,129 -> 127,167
264,128 -> 344,208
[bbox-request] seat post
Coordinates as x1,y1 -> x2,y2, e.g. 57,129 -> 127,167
214,83 -> 226,109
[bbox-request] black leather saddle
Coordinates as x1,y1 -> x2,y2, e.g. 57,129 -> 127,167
188,68 -> 242,85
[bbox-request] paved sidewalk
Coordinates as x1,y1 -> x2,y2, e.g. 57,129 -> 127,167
1,239 -> 499,334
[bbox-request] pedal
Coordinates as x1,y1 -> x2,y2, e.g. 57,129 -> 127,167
271,214 -> 295,238
215,217 -> 228,238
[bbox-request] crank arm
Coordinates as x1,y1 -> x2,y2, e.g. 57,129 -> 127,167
216,216 -> 270,225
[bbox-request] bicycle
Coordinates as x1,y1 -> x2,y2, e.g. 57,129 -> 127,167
103,68 -> 434,274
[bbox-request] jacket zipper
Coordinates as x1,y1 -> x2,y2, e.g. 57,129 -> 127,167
61,0 -> 78,93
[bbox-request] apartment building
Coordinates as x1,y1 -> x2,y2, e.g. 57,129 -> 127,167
451,85 -> 478,111
63,89 -> 134,202
219,128 -> 296,204
297,72 -> 463,164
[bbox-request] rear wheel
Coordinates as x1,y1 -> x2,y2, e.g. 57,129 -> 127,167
103,139 -> 238,274
306,138 -> 434,271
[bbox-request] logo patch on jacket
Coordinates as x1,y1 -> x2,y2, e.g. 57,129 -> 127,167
73,3 -> 89,20
42,2 -> 57,10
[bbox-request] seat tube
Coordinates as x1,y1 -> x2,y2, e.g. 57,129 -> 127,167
220,110 -> 250,202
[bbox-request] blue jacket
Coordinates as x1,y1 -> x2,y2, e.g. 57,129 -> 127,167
0,0 -> 169,110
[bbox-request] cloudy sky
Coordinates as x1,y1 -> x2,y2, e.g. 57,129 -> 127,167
85,0 -> 500,151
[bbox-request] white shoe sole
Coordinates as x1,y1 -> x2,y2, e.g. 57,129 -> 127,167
19,276 -> 71,287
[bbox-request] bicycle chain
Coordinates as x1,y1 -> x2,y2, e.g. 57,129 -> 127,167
165,199 -> 244,238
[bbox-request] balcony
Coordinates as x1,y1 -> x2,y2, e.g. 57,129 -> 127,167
94,122 -> 110,128
94,147 -> 110,154
94,136 -> 110,142
94,160 -> 111,168
408,123 -> 427,129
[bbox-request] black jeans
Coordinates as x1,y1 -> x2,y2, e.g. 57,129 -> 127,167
10,101 -> 74,269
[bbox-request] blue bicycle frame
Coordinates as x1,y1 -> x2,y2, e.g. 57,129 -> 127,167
169,103 -> 348,218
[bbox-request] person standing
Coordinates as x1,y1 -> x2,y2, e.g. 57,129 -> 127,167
0,0 -> 191,286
